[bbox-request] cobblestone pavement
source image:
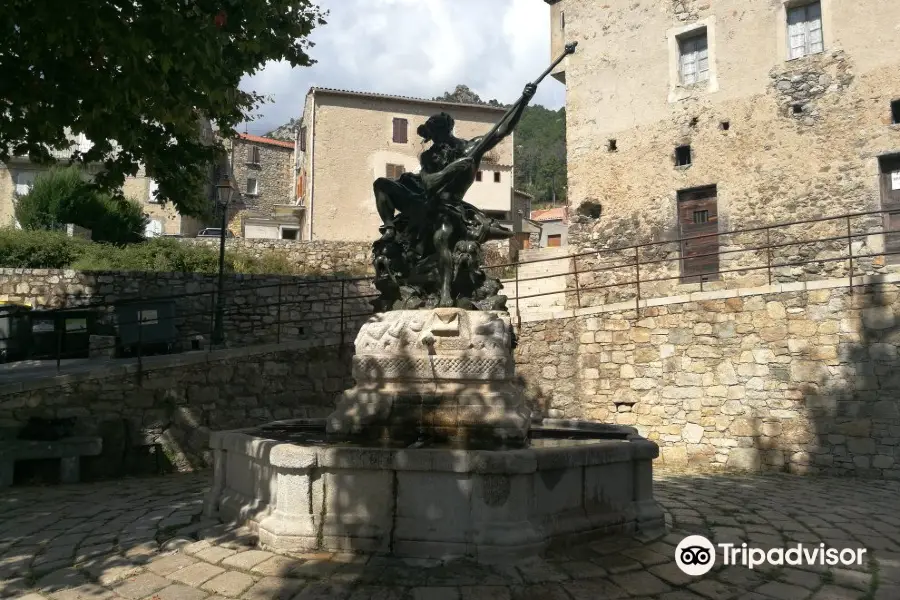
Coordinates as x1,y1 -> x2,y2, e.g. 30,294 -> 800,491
1,471 -> 899,600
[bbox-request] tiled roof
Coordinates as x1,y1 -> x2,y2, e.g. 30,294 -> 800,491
531,207 -> 567,222
308,87 -> 507,112
513,189 -> 535,199
236,133 -> 294,149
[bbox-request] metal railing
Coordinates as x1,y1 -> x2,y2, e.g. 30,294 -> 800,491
0,275 -> 378,374
1,208 -> 899,375
484,208 -> 900,327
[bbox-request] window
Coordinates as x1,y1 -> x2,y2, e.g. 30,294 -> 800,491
891,101 -> 900,125
281,228 -> 299,241
547,234 -> 562,247
608,139 -> 618,152
679,32 -> 709,85
386,163 -> 405,179
248,145 -> 261,164
720,121 -> 731,131
493,172 -> 501,183
693,210 -> 709,224
392,118 -> 408,143
299,126 -> 307,152
476,171 -> 483,182
787,2 -> 823,60
675,145 -> 692,167
560,11 -> 565,31
246,177 -> 258,195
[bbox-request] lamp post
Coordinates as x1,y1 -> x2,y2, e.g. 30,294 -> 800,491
213,178 -> 234,345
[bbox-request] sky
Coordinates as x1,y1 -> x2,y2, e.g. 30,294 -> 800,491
240,0 -> 565,135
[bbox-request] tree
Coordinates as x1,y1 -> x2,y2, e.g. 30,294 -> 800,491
15,167 -> 148,244
0,0 -> 326,216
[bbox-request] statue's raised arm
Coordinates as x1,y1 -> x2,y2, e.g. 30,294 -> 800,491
468,41 -> 578,161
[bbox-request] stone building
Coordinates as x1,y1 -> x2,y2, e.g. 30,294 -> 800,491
531,206 -> 569,248
294,88 -> 520,242
546,0 -> 900,286
0,121 -> 221,238
222,133 -> 297,239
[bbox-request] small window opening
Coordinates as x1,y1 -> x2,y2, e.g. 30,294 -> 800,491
689,117 -> 699,128
281,228 -> 299,241
792,104 -> 804,115
493,171 -> 501,183
891,100 -> 900,125
693,210 -> 709,224
675,145 -> 692,167
607,139 -> 618,152
475,171 -> 483,182
720,121 -> 730,131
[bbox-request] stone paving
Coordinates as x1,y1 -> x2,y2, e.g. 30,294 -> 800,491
1,471 -> 899,600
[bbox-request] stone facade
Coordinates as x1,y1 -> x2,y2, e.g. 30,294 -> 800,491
182,238 -> 373,275
223,133 -> 295,233
515,277 -> 900,478
549,0 -> 900,272
0,268 -> 376,348
0,340 -> 351,473
297,88 -> 515,241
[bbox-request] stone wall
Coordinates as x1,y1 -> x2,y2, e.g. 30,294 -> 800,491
182,238 -> 373,276
0,268 -> 376,348
0,340 -> 351,474
514,277 -> 900,478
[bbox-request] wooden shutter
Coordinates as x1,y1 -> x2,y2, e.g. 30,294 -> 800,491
299,127 -> 307,152
386,164 -> 405,179
392,118 -> 408,143
678,186 -> 719,280
880,156 -> 900,263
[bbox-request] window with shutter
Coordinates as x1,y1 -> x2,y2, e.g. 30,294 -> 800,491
247,177 -> 258,195
787,2 -> 823,60
248,145 -> 260,164
386,164 -> 405,179
299,127 -> 307,152
392,118 -> 408,144
679,32 -> 709,85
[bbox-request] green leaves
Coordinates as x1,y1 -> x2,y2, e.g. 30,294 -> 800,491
0,0 -> 326,216
15,166 -> 148,244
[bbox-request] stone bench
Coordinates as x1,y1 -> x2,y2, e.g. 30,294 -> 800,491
0,437 -> 102,487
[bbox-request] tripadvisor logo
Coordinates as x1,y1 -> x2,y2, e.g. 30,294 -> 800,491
675,535 -> 867,576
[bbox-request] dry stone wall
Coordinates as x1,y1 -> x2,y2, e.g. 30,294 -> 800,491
0,268 -> 376,348
182,238 -> 373,276
0,340 -> 351,474
515,279 -> 900,479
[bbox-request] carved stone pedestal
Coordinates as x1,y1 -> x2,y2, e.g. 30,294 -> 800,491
326,309 -> 530,447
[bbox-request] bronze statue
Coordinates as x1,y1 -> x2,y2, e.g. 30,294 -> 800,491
371,43 -> 578,312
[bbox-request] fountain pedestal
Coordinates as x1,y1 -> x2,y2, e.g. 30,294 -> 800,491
204,309 -> 666,561
326,309 -> 530,447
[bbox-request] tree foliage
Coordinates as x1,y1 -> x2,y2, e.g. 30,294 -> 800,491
15,167 -> 147,244
431,85 -> 567,207
0,0 -> 326,216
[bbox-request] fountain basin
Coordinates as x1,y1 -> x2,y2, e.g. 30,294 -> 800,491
204,419 -> 665,562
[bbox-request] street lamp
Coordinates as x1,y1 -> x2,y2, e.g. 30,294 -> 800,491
213,178 -> 234,345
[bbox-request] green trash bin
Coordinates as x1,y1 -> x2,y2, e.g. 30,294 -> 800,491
29,309 -> 98,360
0,303 -> 33,363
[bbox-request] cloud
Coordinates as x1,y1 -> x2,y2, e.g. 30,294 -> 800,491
240,0 -> 565,135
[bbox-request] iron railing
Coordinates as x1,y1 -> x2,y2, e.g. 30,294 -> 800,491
2,208 -> 899,374
484,208 -> 900,327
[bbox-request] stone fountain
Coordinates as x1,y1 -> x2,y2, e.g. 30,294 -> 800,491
204,43 -> 665,561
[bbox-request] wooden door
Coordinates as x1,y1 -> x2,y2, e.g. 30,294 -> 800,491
678,186 -> 719,281
515,232 -> 531,250
547,234 -> 562,247
880,155 -> 900,263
